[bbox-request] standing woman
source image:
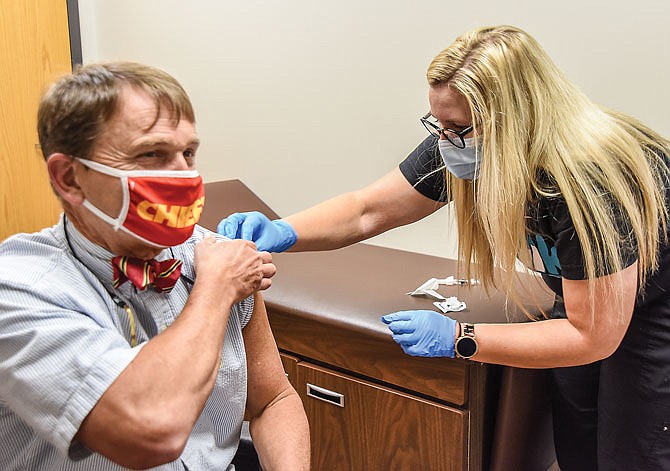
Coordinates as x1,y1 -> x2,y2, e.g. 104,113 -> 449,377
219,26 -> 670,470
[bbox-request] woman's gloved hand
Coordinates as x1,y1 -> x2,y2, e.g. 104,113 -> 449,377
217,211 -> 298,252
381,310 -> 457,357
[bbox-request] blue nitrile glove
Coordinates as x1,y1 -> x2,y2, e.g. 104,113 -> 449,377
217,211 -> 298,252
381,310 -> 457,357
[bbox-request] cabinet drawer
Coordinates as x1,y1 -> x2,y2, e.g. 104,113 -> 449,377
269,308 -> 468,405
279,352 -> 299,389
298,362 -> 467,471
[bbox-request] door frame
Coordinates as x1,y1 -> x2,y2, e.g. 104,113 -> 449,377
66,0 -> 82,66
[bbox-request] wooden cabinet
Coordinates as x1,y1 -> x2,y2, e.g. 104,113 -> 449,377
265,245 -> 506,471
297,361 -> 466,471
280,352 -> 299,387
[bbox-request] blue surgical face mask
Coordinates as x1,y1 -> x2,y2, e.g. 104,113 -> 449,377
438,137 -> 481,180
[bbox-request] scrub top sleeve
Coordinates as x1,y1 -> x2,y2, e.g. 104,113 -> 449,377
399,136 -> 450,202
551,196 -> 638,280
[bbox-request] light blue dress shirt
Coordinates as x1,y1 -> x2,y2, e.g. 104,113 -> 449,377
0,216 -> 253,470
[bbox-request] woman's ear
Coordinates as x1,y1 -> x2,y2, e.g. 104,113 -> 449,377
46,153 -> 85,205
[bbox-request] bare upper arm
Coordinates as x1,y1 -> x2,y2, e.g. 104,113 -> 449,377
357,167 -> 447,236
243,292 -> 294,418
561,262 -> 638,357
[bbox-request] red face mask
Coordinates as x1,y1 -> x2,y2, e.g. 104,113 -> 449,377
77,158 -> 205,247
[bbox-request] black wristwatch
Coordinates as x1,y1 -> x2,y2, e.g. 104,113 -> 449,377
455,323 -> 478,359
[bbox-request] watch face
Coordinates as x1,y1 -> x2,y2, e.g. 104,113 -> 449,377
456,337 -> 478,358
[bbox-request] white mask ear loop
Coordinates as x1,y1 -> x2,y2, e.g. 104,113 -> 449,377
77,158 -> 131,231
116,176 -> 130,229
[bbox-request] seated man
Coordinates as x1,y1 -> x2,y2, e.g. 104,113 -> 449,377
0,62 -> 309,470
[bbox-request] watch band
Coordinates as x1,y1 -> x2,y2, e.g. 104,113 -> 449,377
461,323 -> 475,337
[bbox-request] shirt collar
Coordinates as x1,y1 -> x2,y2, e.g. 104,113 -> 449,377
62,216 -> 177,283
62,216 -> 116,285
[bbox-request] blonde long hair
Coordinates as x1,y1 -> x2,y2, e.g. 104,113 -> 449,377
427,25 -> 669,319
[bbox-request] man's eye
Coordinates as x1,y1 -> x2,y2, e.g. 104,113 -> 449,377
183,149 -> 196,158
143,151 -> 159,158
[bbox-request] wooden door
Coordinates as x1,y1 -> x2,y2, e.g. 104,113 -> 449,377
297,362 -> 467,471
1,0 -> 72,241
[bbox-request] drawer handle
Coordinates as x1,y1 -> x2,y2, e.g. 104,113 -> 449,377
306,383 -> 345,407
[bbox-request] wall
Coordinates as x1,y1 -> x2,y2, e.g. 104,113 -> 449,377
77,0 -> 669,258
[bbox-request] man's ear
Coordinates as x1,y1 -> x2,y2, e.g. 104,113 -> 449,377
46,153 -> 85,205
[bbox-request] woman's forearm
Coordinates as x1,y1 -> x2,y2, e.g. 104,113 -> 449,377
472,318 -> 619,368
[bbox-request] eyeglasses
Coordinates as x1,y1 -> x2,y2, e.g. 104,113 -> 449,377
420,112 -> 473,149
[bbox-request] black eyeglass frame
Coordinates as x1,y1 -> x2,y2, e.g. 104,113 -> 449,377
420,112 -> 474,149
